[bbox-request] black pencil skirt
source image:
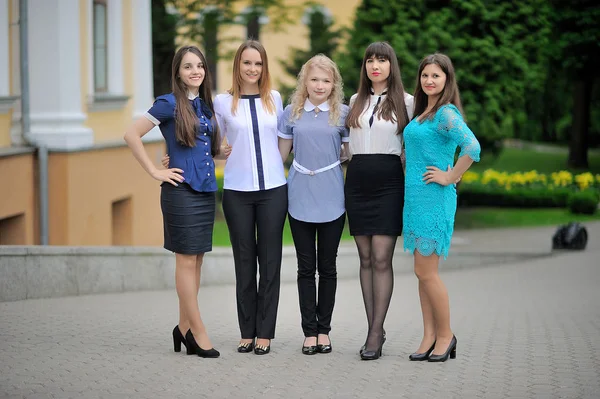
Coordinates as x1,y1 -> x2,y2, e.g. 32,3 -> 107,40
344,154 -> 405,236
160,182 -> 215,254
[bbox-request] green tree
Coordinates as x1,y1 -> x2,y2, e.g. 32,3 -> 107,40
336,0 -> 553,155
278,5 -> 340,103
552,0 -> 600,168
151,0 -> 178,96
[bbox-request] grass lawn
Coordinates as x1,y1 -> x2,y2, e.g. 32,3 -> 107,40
470,147 -> 600,175
212,207 -> 600,246
212,216 -> 354,247
455,207 -> 600,230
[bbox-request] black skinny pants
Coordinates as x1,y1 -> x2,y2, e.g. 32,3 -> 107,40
288,213 -> 346,337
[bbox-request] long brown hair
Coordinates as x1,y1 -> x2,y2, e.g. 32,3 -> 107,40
289,54 -> 344,126
171,46 -> 220,156
413,53 -> 464,121
346,42 -> 409,134
229,40 -> 275,115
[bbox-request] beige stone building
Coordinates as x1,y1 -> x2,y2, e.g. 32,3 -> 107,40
0,0 -> 361,246
0,0 -> 163,246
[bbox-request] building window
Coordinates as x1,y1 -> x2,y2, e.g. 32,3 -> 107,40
0,214 -> 26,245
93,0 -> 108,92
112,197 -> 132,246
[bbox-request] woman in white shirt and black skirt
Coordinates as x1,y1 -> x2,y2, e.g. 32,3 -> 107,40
214,40 -> 287,355
345,42 -> 414,360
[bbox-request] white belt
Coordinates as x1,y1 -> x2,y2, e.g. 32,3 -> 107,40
292,159 -> 340,176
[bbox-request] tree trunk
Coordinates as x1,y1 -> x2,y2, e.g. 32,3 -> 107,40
567,69 -> 592,169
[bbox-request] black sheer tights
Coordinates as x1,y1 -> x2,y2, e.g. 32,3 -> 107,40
355,235 -> 397,352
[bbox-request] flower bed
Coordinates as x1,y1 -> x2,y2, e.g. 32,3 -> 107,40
458,169 -> 600,213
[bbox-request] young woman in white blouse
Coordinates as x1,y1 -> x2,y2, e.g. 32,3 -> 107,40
345,42 -> 414,360
214,40 -> 287,355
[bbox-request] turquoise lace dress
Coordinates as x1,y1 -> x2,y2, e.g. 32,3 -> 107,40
403,104 -> 481,259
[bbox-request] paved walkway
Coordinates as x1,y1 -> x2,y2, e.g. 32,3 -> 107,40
1,223 -> 600,399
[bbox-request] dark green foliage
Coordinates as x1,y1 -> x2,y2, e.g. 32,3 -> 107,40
568,190 -> 599,215
278,5 -> 340,103
551,0 -> 600,168
151,0 -> 177,96
337,0 -> 553,155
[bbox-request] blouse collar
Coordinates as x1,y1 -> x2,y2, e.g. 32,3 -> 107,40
187,92 -> 199,100
304,99 -> 330,112
369,87 -> 388,96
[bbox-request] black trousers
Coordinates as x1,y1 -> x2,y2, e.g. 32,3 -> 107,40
222,185 -> 288,339
289,213 -> 346,337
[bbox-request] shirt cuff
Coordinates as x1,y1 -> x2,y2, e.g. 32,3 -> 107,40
277,131 -> 293,140
341,137 -> 350,143
144,112 -> 160,126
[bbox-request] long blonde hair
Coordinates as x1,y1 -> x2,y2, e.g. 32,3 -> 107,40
229,40 -> 275,115
288,54 -> 344,126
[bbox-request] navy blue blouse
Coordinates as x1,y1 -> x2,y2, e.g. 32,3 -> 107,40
146,93 -> 217,192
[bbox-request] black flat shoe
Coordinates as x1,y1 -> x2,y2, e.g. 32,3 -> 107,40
409,341 -> 436,361
185,329 -> 220,358
428,335 -> 457,363
317,343 -> 332,354
172,325 -> 188,353
302,345 -> 318,355
360,330 -> 385,356
237,340 -> 254,353
254,341 -> 271,355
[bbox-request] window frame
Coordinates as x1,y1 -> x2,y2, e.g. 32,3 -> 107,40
93,0 -> 108,93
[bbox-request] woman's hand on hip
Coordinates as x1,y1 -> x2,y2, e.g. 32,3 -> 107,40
161,154 -> 170,168
222,144 -> 232,159
423,166 -> 453,186
151,167 -> 184,186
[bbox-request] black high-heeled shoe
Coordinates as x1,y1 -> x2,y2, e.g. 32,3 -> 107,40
360,330 -> 386,356
317,336 -> 332,354
237,339 -> 255,353
360,333 -> 385,361
409,341 -> 436,361
428,335 -> 457,362
185,329 -> 220,358
172,325 -> 188,353
254,340 -> 271,355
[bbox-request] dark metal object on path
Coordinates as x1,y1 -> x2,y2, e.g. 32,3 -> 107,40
552,222 -> 588,250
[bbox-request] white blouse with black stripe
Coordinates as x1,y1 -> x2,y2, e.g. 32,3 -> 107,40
214,90 -> 286,192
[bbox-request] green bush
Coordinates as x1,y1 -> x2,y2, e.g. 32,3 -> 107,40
457,184 -> 571,208
568,191 -> 599,215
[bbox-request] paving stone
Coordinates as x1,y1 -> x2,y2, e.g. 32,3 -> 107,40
1,224 -> 600,398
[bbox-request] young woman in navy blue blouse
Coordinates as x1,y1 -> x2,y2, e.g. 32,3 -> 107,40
124,46 -> 224,358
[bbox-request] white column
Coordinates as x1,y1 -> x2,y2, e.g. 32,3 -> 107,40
9,0 -> 22,144
0,0 -> 9,98
27,0 -> 93,150
132,0 -> 161,141
107,0 -> 124,94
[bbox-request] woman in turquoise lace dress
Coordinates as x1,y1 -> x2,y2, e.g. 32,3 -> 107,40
403,54 -> 481,363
